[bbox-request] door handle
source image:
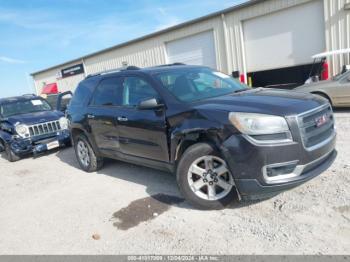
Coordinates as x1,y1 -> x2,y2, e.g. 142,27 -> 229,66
117,116 -> 128,122
87,114 -> 95,119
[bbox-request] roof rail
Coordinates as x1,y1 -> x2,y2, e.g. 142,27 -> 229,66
85,65 -> 141,79
124,66 -> 141,70
85,68 -> 123,79
22,94 -> 37,97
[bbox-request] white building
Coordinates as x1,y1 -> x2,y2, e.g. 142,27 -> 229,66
31,0 -> 350,93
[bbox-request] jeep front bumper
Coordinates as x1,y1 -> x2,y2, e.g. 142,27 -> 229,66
9,129 -> 71,156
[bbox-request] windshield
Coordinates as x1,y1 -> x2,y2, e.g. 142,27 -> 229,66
155,68 -> 248,102
0,98 -> 52,118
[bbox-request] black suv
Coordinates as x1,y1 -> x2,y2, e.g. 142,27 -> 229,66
0,94 -> 71,162
67,65 -> 336,209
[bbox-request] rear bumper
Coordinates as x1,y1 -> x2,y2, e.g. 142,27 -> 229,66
9,130 -> 71,156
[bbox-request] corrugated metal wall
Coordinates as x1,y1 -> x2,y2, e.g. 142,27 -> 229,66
32,0 -> 349,93
84,16 -> 224,74
324,0 -> 350,76
84,0 -> 314,78
221,0 -> 313,77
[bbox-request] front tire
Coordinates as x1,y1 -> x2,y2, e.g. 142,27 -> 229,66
74,134 -> 104,172
176,143 -> 237,210
5,144 -> 21,162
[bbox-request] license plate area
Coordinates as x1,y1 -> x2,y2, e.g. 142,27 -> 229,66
46,140 -> 59,150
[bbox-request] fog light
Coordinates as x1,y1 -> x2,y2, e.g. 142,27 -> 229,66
266,163 -> 297,177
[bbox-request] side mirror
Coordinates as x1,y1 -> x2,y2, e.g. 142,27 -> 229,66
138,98 -> 163,110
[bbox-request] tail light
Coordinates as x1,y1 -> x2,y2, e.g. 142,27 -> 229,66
240,74 -> 246,83
321,61 -> 329,80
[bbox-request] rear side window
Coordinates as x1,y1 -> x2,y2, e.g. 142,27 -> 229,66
122,76 -> 159,107
70,80 -> 95,106
91,78 -> 123,106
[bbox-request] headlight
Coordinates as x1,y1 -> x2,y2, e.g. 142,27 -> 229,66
229,113 -> 292,144
15,124 -> 29,138
59,117 -> 68,130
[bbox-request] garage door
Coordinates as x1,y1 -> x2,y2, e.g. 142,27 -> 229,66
243,0 -> 325,73
166,31 -> 217,68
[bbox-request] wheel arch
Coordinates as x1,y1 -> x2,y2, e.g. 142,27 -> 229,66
310,91 -> 333,105
70,126 -> 102,157
0,136 -> 5,152
0,130 -> 12,147
70,127 -> 85,141
172,129 -> 222,164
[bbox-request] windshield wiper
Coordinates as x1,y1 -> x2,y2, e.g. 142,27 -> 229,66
233,88 -> 251,93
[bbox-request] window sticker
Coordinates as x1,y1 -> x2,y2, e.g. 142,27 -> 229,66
31,100 -> 43,106
213,72 -> 230,79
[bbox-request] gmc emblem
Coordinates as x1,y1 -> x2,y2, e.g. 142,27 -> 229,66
315,114 -> 328,127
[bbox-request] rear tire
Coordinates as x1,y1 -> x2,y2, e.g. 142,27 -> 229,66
5,144 -> 21,162
0,140 -> 4,153
74,134 -> 104,172
176,143 -> 237,210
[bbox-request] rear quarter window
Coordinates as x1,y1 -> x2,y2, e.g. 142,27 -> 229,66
70,79 -> 97,106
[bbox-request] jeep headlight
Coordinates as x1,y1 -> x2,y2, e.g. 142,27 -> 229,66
229,112 -> 292,143
15,124 -> 29,138
59,117 -> 68,130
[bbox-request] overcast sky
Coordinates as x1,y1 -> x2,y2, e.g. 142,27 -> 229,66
0,0 -> 246,98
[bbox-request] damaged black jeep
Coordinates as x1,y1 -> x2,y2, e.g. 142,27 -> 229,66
0,94 -> 71,162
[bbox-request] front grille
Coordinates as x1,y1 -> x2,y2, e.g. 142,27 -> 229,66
28,120 -> 61,137
297,104 -> 335,149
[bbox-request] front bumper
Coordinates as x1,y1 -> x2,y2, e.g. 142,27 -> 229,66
9,129 -> 71,156
221,131 -> 336,200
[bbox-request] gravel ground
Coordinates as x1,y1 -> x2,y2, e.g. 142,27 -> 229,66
0,111 -> 349,255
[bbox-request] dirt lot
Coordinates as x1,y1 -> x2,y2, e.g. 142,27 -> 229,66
0,111 -> 349,255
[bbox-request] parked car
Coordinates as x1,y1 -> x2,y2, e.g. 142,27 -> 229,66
0,94 -> 71,162
44,91 -> 73,112
295,69 -> 350,107
67,64 -> 336,209
304,48 -> 350,85
295,48 -> 350,107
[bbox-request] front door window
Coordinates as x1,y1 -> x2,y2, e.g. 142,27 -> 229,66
122,77 -> 159,107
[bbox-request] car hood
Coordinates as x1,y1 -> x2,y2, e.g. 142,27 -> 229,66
5,110 -> 63,126
192,88 -> 326,116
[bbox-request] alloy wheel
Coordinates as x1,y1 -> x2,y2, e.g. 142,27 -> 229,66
77,140 -> 90,167
187,155 -> 234,201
